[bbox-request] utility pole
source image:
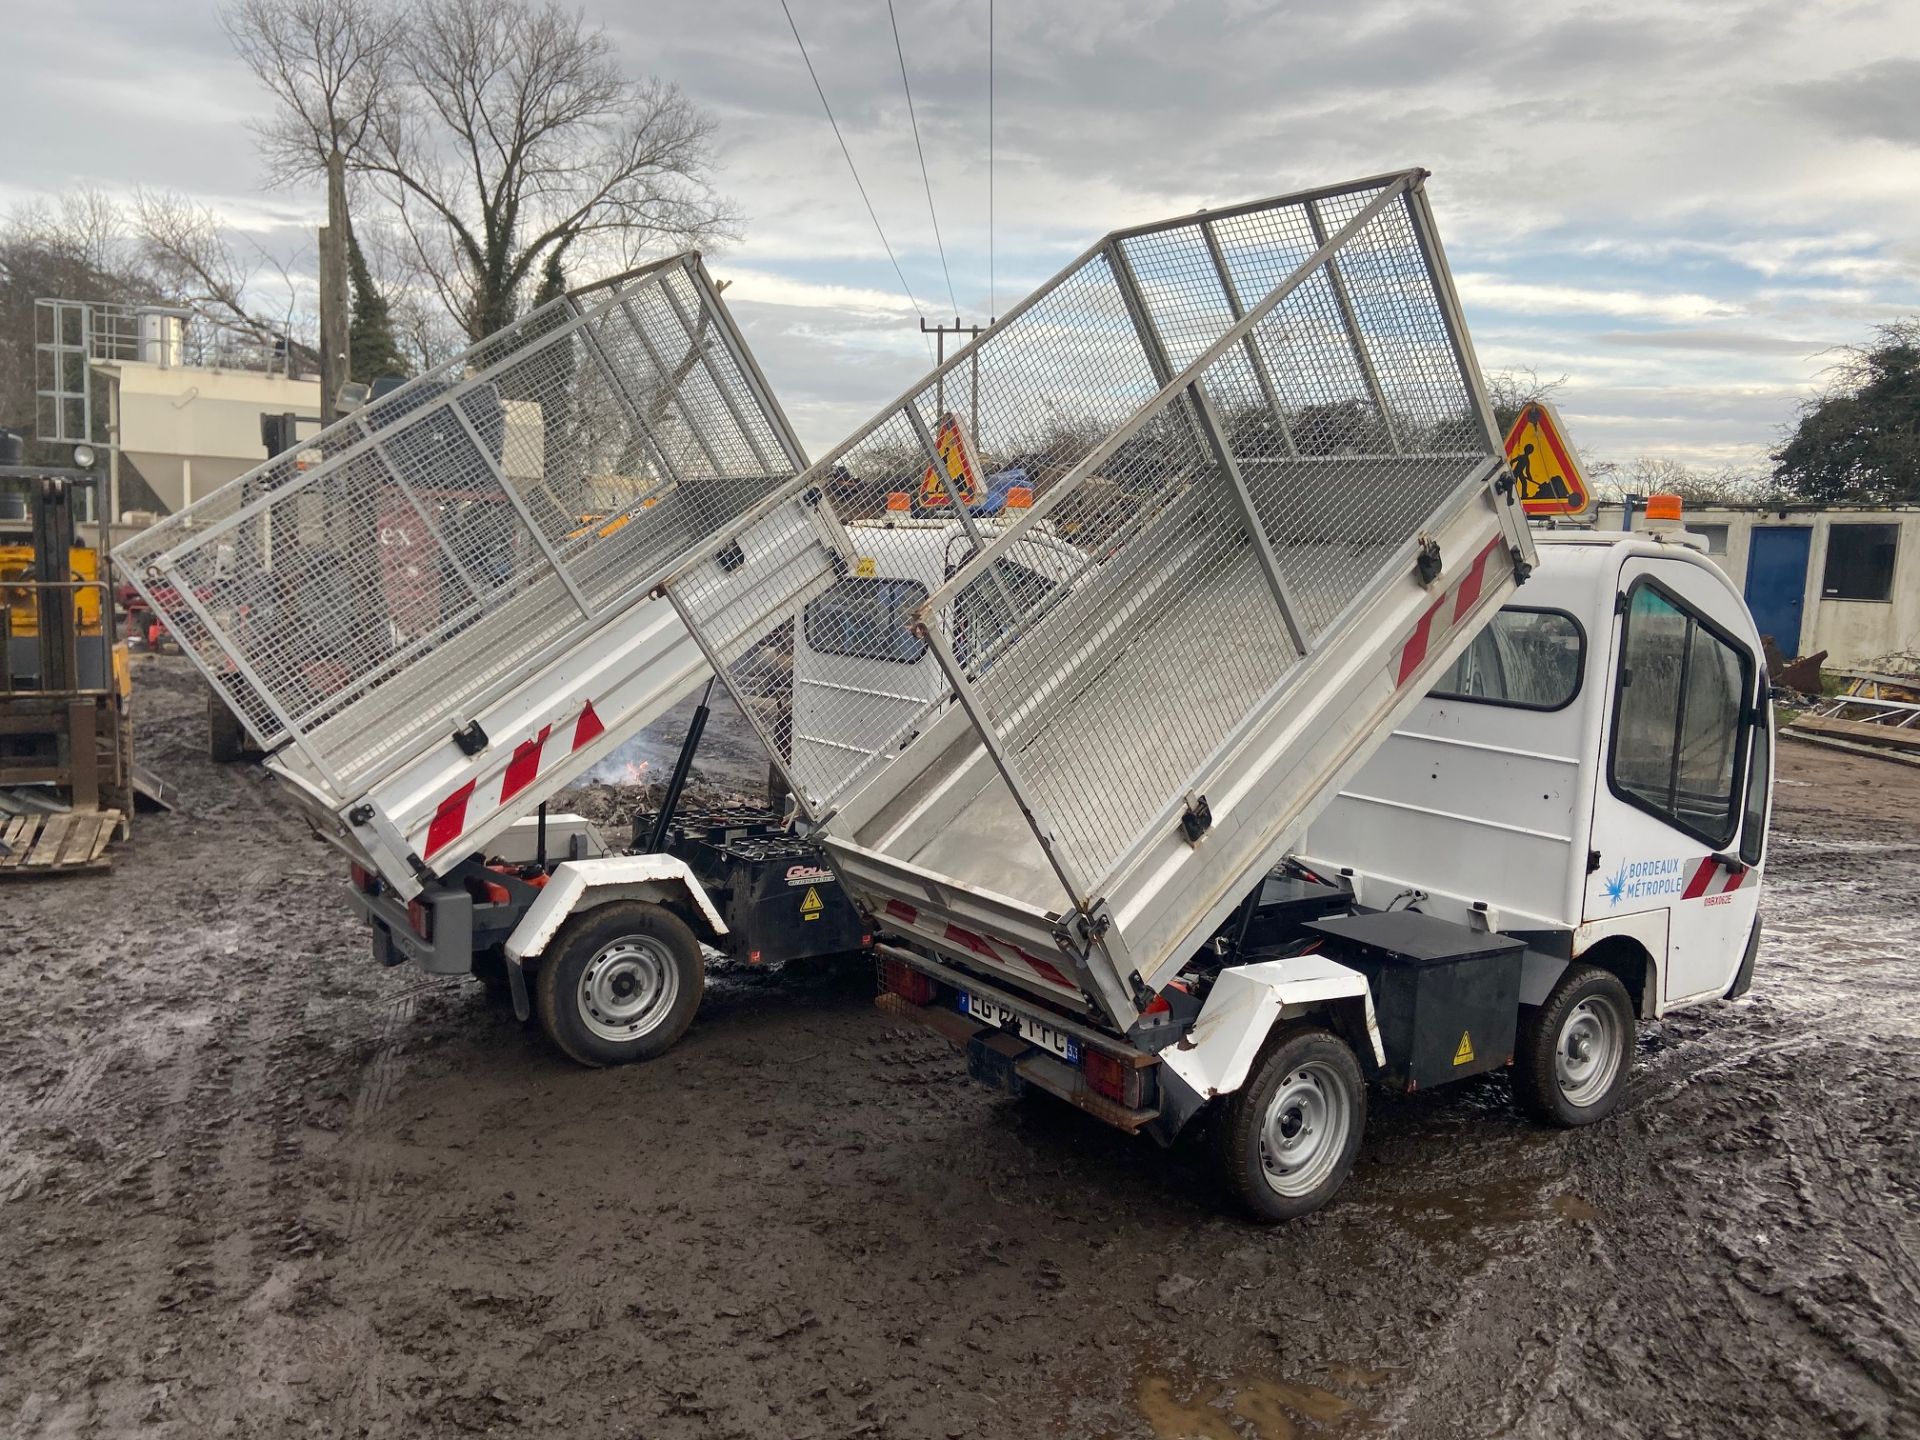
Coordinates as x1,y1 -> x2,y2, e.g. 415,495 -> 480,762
921,315 -> 992,446
317,147 -> 351,422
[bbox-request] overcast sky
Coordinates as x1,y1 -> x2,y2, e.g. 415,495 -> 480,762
6,0 -> 1919,471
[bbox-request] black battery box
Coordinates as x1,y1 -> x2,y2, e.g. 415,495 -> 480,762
1304,911 -> 1524,1093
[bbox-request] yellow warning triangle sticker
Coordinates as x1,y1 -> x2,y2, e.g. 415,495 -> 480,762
1453,1031 -> 1475,1066
800,886 -> 824,916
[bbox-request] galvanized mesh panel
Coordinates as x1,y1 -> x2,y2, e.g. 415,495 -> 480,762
114,254 -> 799,795
664,172 -> 1502,903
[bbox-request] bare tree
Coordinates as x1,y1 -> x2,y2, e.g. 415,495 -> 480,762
358,0 -> 734,340
221,0 -> 406,184
1482,366 -> 1568,436
130,189 -> 316,361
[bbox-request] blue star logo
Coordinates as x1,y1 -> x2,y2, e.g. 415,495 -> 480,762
1604,864 -> 1627,905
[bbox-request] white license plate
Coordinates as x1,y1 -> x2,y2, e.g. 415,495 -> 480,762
958,992 -> 1080,1064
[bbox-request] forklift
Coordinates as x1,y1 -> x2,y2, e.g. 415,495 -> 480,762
0,429 -> 133,875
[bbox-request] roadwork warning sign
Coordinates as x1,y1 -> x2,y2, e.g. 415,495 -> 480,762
1503,399 -> 1591,517
918,412 -> 982,507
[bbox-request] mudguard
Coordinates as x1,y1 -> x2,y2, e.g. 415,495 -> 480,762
1160,954 -> 1385,1102
505,854 -> 729,964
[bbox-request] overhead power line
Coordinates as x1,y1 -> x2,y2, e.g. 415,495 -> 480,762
778,0 -> 931,352
886,0 -> 959,317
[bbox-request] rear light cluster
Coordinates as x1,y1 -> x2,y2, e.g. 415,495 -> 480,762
349,863 -> 380,895
1082,1048 -> 1151,1109
879,956 -> 935,1005
406,897 -> 434,941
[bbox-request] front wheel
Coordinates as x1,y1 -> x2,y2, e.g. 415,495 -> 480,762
534,902 -> 705,1067
1514,964 -> 1635,1127
1213,1026 -> 1367,1222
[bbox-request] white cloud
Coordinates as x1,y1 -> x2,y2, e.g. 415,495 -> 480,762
1455,275 -> 1743,325
6,0 -> 1919,470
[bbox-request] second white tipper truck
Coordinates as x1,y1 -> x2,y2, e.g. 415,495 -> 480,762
656,168 -> 1772,1218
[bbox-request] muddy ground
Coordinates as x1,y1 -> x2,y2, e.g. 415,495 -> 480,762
3,656 -> 1916,1439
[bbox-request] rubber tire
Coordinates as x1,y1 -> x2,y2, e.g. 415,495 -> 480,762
1514,964 -> 1636,1128
534,902 -> 704,1068
1213,1026 -> 1367,1223
208,691 -> 247,764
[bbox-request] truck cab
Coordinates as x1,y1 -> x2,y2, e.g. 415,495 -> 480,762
1301,521 -> 1772,1018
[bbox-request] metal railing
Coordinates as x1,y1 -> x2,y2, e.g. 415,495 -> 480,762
660,170 -> 1506,906
113,254 -> 805,799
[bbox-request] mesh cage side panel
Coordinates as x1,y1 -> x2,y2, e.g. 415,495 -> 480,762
667,412 -> 945,815
663,175 -> 1500,906
114,257 -> 800,793
955,392 -> 1299,883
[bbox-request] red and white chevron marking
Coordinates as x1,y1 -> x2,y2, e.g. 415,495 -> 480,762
1684,855 -> 1753,902
422,698 -> 609,858
882,899 -> 1077,991
1392,535 -> 1508,689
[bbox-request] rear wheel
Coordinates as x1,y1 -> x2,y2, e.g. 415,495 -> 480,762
534,902 -> 704,1067
1213,1026 -> 1366,1222
1514,964 -> 1635,1127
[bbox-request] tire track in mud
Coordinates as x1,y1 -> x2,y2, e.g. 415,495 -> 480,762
342,988 -> 420,1249
0,1050 -> 112,1203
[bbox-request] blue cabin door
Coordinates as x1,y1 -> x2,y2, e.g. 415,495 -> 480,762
1744,526 -> 1812,658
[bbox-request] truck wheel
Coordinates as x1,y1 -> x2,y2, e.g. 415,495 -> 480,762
1514,964 -> 1635,1128
534,902 -> 704,1067
208,691 -> 246,764
1213,1026 -> 1366,1222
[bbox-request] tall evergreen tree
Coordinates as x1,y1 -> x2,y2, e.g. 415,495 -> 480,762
532,250 -> 567,309
1774,321 -> 1920,504
346,230 -> 408,382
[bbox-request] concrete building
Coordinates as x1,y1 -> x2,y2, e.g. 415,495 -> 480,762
1592,502 -> 1920,670
33,298 -> 319,523
96,358 -> 319,516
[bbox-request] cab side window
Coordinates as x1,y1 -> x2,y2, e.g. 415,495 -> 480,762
1609,582 -> 1751,847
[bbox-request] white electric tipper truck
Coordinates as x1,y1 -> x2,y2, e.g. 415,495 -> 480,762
652,169 -> 1773,1219
114,255 -> 873,1066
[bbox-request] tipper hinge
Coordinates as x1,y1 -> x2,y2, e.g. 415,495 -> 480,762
1180,794 -> 1213,844
1415,537 -> 1443,587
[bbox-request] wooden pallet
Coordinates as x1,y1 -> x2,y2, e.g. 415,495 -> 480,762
0,810 -> 120,877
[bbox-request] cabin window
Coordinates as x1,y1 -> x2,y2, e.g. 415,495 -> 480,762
1821,523 -> 1897,601
954,560 -> 1056,669
1609,581 -> 1752,847
1429,607 -> 1584,711
803,577 -> 929,665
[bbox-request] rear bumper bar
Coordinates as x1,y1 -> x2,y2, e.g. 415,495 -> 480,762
873,943 -> 1159,1134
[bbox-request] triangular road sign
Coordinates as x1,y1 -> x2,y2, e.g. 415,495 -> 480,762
919,412 -> 982,507
1503,399 -> 1591,517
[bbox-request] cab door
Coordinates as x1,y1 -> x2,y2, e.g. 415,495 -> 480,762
1586,556 -> 1769,1008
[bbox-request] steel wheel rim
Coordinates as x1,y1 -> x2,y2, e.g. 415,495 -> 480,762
1556,997 -> 1624,1108
1258,1061 -> 1351,1198
578,937 -> 678,1043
